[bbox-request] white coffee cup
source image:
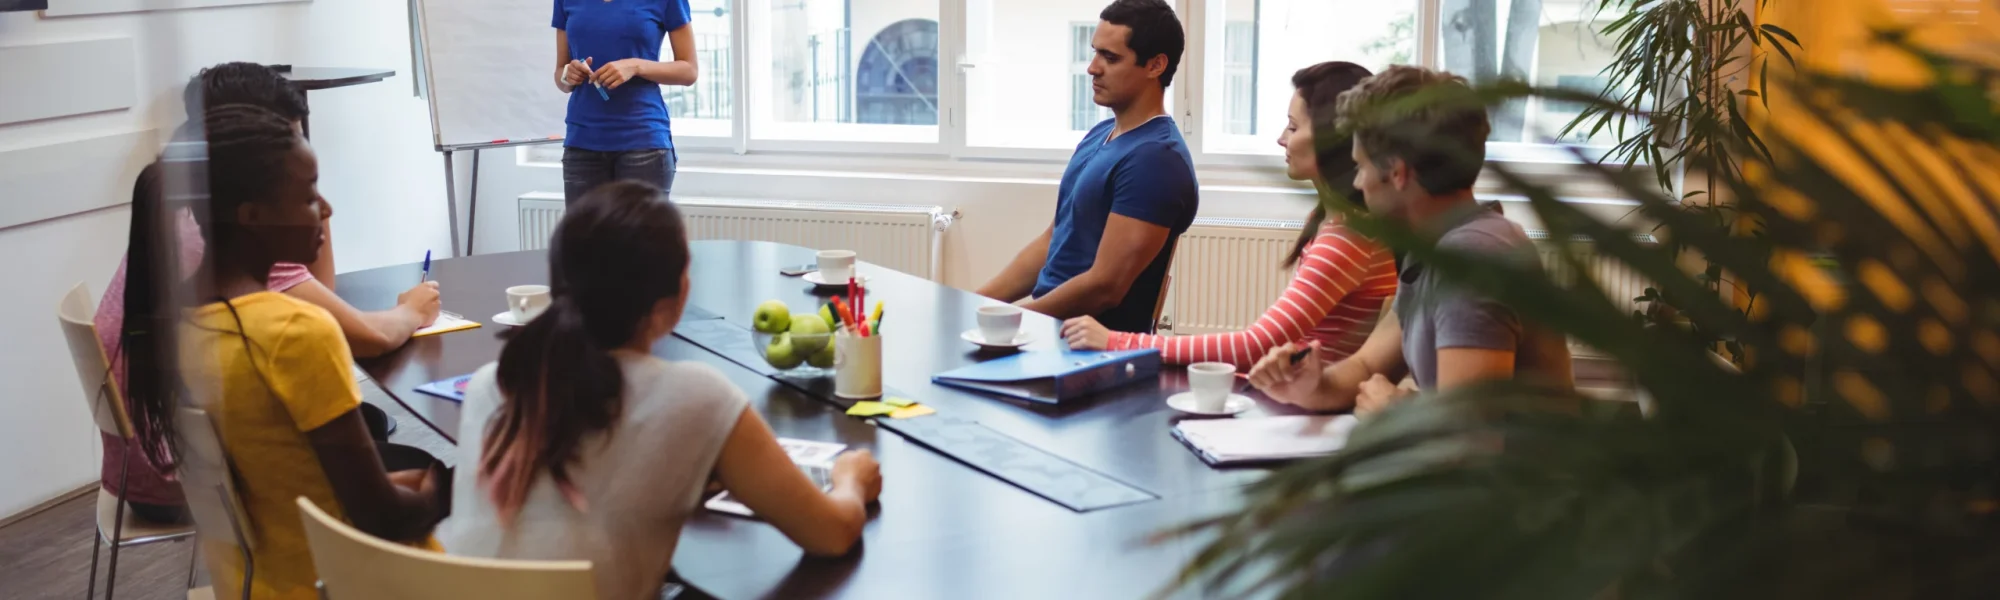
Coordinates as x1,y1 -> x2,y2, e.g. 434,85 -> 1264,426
817,250 -> 857,283
975,305 -> 1023,345
506,285 -> 552,323
1187,362 -> 1236,412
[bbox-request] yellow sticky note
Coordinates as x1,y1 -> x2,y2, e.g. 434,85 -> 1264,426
883,396 -> 916,408
845,401 -> 896,417
889,404 -> 936,419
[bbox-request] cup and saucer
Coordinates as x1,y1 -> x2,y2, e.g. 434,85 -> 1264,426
492,285 -> 549,326
963,305 -> 1032,350
803,250 -> 865,287
1166,362 -> 1253,417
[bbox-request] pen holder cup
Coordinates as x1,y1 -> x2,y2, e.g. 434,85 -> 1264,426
834,329 -> 883,399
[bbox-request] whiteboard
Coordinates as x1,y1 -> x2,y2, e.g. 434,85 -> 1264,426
416,0 -> 568,150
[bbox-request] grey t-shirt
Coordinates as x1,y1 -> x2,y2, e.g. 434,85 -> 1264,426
439,352 -> 749,600
1396,209 -> 1574,391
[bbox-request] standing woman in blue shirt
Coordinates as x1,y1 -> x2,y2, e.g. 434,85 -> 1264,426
553,0 -> 698,204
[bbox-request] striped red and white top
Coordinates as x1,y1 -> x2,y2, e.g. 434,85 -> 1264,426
1107,220 -> 1397,370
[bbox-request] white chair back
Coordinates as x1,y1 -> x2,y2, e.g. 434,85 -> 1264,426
174,407 -> 257,553
297,498 -> 597,600
58,282 -> 133,438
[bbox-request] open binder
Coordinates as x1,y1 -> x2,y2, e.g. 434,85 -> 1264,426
931,348 -> 1160,404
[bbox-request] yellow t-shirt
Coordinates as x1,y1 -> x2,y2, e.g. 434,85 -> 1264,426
181,291 -> 361,600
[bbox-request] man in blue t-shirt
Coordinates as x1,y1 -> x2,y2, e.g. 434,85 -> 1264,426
553,0 -> 699,203
976,0 -> 1199,335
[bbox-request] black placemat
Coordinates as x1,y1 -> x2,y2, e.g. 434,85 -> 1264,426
877,415 -> 1158,512
683,303 -> 723,322
673,318 -> 776,376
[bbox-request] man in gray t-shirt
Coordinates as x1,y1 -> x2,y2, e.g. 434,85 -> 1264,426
1396,208 -> 1573,391
1247,65 -> 1573,414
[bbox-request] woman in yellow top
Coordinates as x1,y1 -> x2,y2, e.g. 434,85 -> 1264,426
121,104 -> 441,599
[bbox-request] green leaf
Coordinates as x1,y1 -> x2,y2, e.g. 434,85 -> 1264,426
1760,23 -> 1801,48
1763,31 -> 1797,65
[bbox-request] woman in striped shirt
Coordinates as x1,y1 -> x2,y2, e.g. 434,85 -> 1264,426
1061,61 -> 1398,370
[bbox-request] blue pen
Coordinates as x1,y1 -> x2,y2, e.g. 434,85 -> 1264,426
420,250 -> 432,283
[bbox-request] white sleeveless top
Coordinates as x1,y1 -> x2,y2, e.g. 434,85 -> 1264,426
439,352 -> 748,600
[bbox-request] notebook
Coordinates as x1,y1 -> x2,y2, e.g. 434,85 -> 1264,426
414,374 -> 474,403
704,438 -> 845,518
412,311 -> 481,338
1171,415 -> 1360,466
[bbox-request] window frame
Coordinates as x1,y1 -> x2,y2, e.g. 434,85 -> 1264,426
560,0 -> 1648,196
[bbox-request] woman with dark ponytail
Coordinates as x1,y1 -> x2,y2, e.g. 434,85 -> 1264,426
1060,61 -> 1400,371
441,181 -> 883,600
128,104 -> 441,600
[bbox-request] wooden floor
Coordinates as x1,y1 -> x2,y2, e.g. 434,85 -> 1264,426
0,371 -> 455,600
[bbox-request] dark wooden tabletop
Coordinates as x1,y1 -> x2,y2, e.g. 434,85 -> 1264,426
337,240 -> 1297,598
281,67 -> 395,91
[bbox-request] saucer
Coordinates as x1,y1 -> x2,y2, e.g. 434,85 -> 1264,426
961,329 -> 1033,349
1166,392 -> 1253,416
802,272 -> 868,287
492,311 -> 530,327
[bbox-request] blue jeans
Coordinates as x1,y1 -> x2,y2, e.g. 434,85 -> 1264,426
562,147 -> 677,205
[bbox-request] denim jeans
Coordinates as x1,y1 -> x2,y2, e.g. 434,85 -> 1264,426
562,147 -> 678,205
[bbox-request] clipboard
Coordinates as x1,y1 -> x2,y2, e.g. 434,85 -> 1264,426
931,348 -> 1160,404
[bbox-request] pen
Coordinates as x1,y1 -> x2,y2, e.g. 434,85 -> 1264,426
420,250 -> 432,283
1288,346 -> 1312,365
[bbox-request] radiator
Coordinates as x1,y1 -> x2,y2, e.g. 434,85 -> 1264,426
1159,218 -> 1655,342
1159,218 -> 1304,335
517,193 -> 956,280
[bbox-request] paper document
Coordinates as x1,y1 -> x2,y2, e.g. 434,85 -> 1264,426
704,439 -> 845,518
413,311 -> 481,338
1171,415 -> 1360,466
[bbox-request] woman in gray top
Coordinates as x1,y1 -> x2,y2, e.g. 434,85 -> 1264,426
439,181 -> 882,600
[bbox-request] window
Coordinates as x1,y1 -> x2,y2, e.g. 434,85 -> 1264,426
1436,1 -> 1625,146
1070,23 -> 1114,131
1221,21 -> 1256,135
664,0 -> 734,138
750,0 -> 939,143
1199,0 -> 1420,155
533,0 -> 1646,180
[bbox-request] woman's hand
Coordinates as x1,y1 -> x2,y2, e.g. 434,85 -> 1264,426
593,59 -> 649,90
1248,341 -> 1326,407
831,449 -> 882,504
558,57 -> 593,93
1061,316 -> 1113,350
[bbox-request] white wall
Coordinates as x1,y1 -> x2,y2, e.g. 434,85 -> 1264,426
0,0 -> 450,520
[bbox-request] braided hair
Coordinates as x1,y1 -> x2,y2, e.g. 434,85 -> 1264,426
121,104 -> 306,473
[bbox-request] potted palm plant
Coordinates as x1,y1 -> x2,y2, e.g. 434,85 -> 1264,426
1163,32 -> 2000,599
1567,0 -> 1802,364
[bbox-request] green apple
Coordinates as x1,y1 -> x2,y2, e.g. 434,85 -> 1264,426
808,343 -> 837,368
752,300 -> 791,333
764,333 -> 805,369
818,304 -> 838,329
789,314 -> 830,355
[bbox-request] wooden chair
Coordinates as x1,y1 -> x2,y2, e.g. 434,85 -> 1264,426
57,282 -> 199,599
296,497 -> 596,600
175,408 -> 257,600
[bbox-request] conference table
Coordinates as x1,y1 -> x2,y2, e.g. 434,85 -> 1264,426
338,240 -> 1305,599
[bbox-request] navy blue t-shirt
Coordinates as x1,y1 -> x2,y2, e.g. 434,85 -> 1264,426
553,0 -> 690,152
1034,116 -> 1200,334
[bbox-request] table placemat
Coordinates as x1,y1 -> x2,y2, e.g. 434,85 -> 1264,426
878,415 -> 1158,512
